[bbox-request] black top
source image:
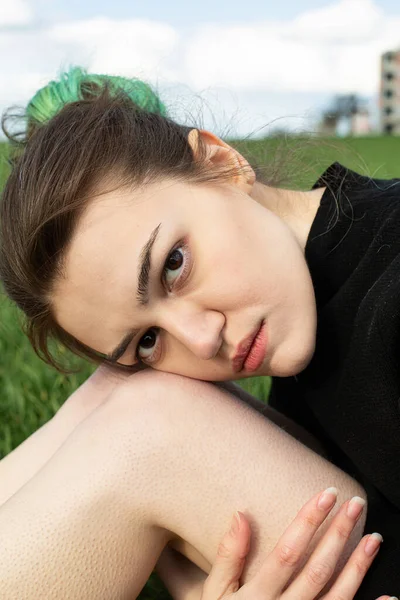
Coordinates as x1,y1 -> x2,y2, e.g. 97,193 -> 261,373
268,162 -> 400,599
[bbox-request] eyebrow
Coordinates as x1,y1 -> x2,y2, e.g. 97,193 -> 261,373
105,223 -> 162,363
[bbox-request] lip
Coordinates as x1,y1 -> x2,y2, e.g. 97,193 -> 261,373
232,320 -> 266,373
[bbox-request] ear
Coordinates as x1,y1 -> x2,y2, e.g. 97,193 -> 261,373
187,129 -> 255,193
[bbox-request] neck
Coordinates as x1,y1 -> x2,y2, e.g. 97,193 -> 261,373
250,181 -> 326,251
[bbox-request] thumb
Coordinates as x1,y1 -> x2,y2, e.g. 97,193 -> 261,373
201,511 -> 251,600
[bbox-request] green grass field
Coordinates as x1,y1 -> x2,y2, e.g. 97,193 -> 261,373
1,135 -> 400,599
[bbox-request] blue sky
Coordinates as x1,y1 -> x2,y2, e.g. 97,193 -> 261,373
2,0 -> 400,137
33,0 -> 400,24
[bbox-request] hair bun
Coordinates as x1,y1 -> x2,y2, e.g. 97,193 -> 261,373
26,65 -> 167,133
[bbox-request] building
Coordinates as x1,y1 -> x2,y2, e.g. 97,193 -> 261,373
350,109 -> 371,136
380,49 -> 400,134
318,105 -> 371,137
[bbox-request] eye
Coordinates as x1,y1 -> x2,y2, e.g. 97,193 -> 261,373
163,246 -> 185,290
135,242 -> 191,363
136,327 -> 160,362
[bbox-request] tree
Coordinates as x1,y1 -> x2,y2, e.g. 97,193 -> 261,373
320,94 -> 364,135
331,94 -> 361,119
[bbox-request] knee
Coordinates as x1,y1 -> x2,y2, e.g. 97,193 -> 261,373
109,369 -> 218,416
73,371 -> 193,474
100,369 -> 225,441
75,370 -> 223,492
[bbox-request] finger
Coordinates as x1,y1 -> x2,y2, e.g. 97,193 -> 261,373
201,511 -> 251,600
249,487 -> 339,597
323,532 -> 387,600
285,495 -> 366,599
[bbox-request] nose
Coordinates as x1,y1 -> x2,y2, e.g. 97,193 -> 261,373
158,303 -> 225,360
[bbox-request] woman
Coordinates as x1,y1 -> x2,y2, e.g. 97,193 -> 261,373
0,66 -> 397,599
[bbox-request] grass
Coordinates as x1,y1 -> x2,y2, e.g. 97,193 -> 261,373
1,135 -> 400,598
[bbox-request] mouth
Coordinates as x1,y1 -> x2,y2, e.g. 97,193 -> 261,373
231,320 -> 267,373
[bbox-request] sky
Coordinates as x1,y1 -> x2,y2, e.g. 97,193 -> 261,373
2,0 -> 400,137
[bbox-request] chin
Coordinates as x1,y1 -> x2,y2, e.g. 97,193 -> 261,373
267,344 -> 315,378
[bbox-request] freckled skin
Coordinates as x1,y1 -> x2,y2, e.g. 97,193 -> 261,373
53,130 -> 325,381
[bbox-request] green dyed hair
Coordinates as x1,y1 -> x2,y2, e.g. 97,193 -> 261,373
26,65 -> 167,134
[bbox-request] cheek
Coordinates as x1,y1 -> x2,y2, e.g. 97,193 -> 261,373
204,226 -> 261,285
204,251 -> 266,309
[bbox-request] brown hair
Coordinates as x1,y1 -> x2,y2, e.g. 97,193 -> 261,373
0,82 -> 252,371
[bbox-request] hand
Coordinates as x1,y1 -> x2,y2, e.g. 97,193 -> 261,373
201,487 -> 392,600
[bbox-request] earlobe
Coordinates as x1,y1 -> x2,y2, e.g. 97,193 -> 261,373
187,128 -> 256,192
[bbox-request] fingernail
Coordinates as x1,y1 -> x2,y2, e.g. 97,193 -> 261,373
230,511 -> 241,536
347,496 -> 366,519
317,487 -> 338,510
364,532 -> 383,556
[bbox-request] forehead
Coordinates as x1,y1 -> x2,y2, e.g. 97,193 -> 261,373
60,175 -> 229,286
65,176 -> 191,268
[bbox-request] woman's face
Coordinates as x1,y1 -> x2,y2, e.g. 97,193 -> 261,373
53,141 -> 318,381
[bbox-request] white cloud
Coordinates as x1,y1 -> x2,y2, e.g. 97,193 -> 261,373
184,0 -> 400,94
0,0 -> 33,26
287,0 -> 384,43
48,17 -> 179,81
0,0 -> 399,136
